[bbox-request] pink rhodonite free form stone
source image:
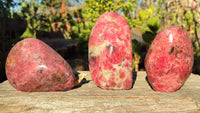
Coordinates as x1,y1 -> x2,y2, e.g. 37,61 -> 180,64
145,26 -> 194,92
6,38 -> 75,92
88,12 -> 133,90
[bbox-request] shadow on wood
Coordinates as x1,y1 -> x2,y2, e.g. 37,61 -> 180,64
145,76 -> 154,91
131,71 -> 137,89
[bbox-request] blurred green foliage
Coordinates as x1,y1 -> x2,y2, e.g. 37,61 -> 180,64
84,0 -> 138,23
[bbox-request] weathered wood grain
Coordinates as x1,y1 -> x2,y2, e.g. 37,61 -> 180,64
0,71 -> 200,113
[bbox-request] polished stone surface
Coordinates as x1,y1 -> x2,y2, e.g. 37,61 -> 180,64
89,12 -> 133,89
145,26 -> 194,92
6,38 -> 75,92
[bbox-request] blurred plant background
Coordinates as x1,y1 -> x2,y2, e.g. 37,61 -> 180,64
1,0 -> 200,82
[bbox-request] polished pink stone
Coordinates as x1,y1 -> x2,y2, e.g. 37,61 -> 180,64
89,12 -> 133,90
145,26 -> 194,92
6,38 -> 75,92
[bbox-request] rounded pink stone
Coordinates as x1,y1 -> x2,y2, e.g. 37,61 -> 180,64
6,38 -> 75,92
145,26 -> 194,92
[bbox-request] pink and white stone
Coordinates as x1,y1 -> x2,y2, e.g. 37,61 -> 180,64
88,12 -> 133,90
145,26 -> 194,92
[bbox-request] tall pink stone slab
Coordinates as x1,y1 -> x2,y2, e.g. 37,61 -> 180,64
88,12 -> 133,90
145,26 -> 194,92
6,38 -> 75,92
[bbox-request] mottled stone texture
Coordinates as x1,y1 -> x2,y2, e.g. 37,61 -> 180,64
6,38 -> 75,92
89,12 -> 133,90
145,26 -> 194,92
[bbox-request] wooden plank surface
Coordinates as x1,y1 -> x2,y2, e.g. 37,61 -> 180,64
0,71 -> 200,113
